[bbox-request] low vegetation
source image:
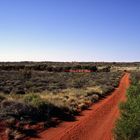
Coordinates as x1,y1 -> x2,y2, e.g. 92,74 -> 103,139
0,70 -> 122,94
0,63 -> 124,139
114,72 -> 140,140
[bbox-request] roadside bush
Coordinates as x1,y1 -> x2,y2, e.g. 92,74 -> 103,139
91,94 -> 99,102
114,74 -> 140,140
100,85 -> 114,96
23,94 -> 49,111
23,94 -> 54,120
0,100 -> 34,119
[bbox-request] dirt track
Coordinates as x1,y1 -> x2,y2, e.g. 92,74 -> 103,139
30,73 -> 130,140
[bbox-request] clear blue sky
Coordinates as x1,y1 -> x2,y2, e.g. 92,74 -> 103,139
0,0 -> 140,62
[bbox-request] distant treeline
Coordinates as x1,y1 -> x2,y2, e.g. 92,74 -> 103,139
0,64 -> 98,72
0,61 -> 139,72
0,61 -> 140,66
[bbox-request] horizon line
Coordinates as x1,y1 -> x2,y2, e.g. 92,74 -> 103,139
0,60 -> 140,63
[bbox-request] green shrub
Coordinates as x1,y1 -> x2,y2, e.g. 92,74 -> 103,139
114,74 -> 140,140
23,94 -> 46,109
23,94 -> 54,120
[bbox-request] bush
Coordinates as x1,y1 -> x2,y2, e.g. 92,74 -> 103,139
23,94 -> 53,120
0,100 -> 34,118
72,79 -> 86,88
114,73 -> 140,140
23,94 -> 49,110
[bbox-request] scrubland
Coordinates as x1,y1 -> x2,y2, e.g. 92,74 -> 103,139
1,62 -> 139,139
0,64 -> 123,139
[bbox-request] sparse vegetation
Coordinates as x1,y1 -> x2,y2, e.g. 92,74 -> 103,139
0,62 -> 125,139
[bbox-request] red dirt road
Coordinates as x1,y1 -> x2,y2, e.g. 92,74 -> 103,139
30,73 -> 130,140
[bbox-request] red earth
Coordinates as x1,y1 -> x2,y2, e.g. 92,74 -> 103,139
28,73 -> 130,140
0,121 -> 7,140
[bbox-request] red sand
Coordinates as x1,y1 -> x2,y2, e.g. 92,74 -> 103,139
29,73 -> 130,140
0,121 -> 7,140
